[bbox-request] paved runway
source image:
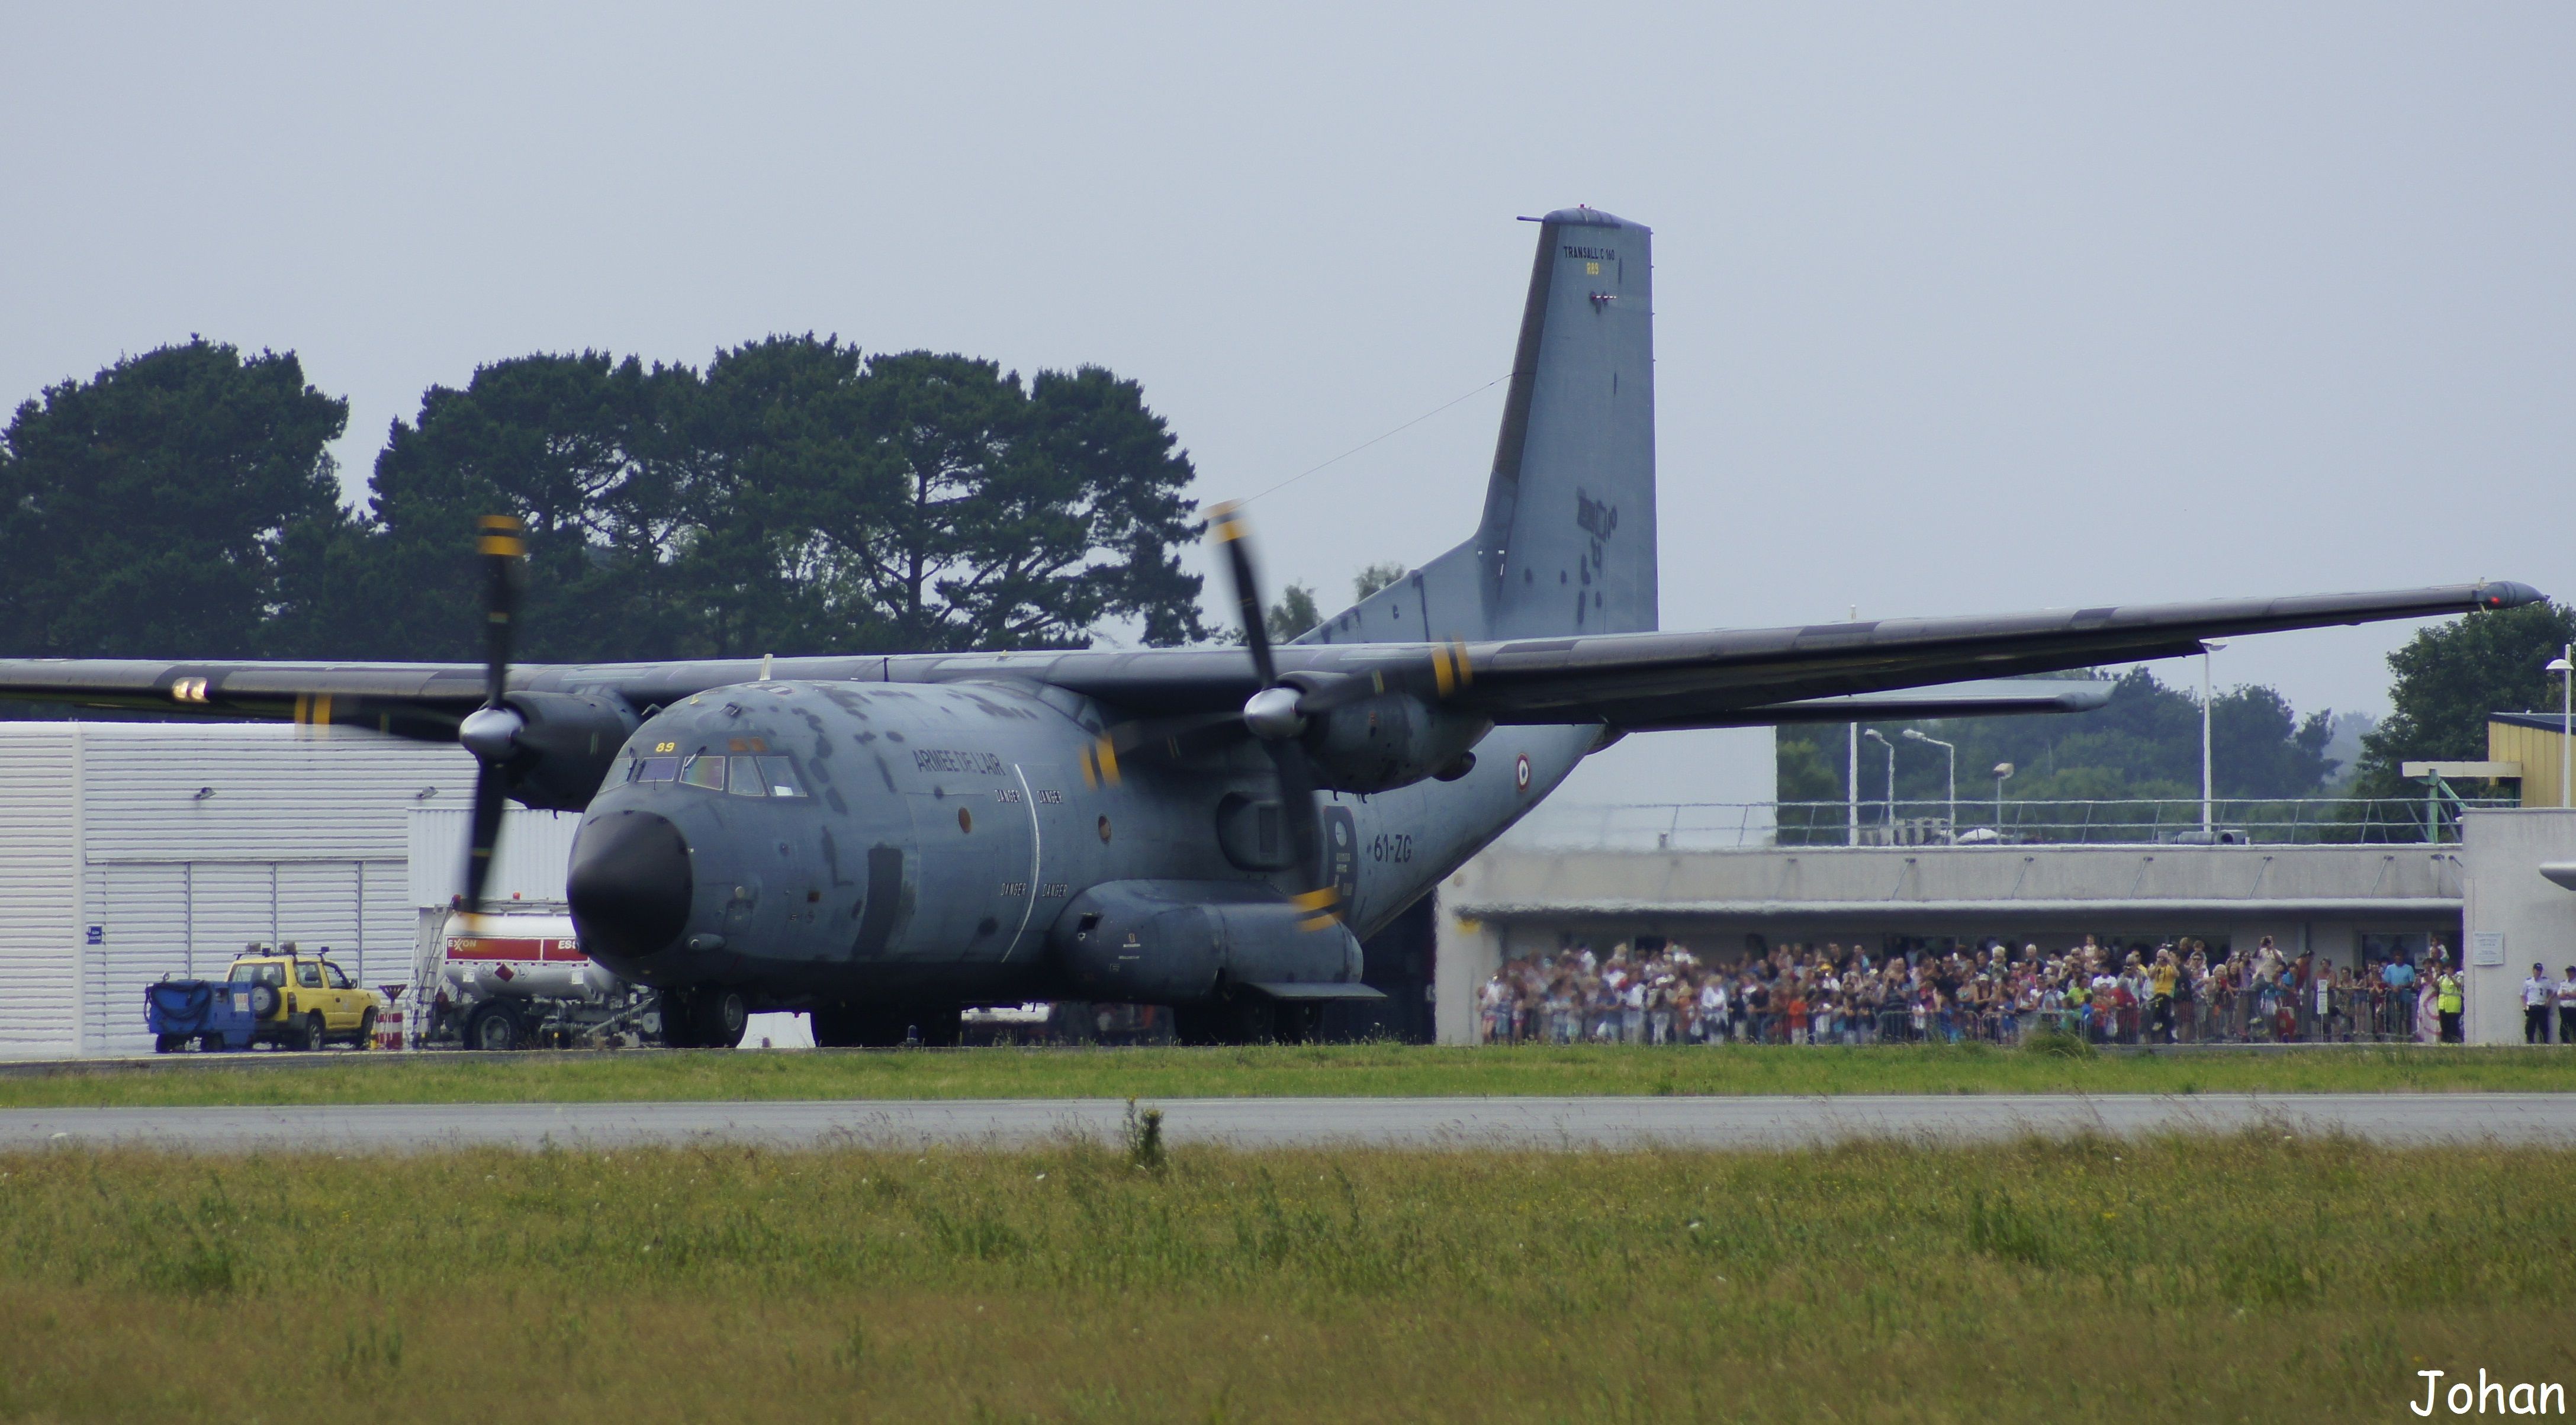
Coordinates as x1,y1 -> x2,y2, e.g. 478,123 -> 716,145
4,1093 -> 2575,1153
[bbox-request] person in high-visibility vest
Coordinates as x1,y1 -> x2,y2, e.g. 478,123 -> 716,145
2437,968 -> 2465,1044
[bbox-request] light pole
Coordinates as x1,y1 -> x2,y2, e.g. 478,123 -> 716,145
1863,728 -> 1895,837
1993,762 -> 2015,832
1845,605 -> 1861,846
1905,729 -> 1957,835
1846,722 -> 1859,845
2549,647 -> 2572,808
2201,641 -> 2228,835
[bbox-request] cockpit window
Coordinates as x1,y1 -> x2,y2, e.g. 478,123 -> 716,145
680,755 -> 726,790
757,756 -> 808,799
629,756 -> 680,783
726,755 -> 768,797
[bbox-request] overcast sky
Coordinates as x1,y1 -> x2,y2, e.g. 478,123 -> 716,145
6,2 -> 2569,729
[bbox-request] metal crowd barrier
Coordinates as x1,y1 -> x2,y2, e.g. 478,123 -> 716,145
1481,987 -> 2437,1046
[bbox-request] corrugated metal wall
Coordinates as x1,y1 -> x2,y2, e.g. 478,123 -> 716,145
0,723 -> 483,1056
0,727 -> 81,1056
405,808 -> 581,909
2490,720 -> 2567,809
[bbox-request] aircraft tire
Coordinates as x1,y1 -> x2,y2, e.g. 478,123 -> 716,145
702,989 -> 750,1048
663,987 -> 751,1050
654,987 -> 743,1048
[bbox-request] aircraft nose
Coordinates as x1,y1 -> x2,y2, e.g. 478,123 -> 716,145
568,810 -> 693,966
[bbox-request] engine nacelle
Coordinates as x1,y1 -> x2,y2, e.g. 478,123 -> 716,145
1301,693 -> 1490,794
1050,880 -> 1365,1003
501,690 -> 641,811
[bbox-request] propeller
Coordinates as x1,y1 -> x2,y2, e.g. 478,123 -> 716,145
454,515 -> 526,911
1207,501 -> 1342,930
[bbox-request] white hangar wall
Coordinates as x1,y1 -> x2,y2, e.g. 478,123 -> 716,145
0,722 -> 480,1057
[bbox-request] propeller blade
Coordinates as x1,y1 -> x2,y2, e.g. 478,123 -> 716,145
461,514 -> 525,912
462,760 -> 508,911
1210,499 -> 1338,928
1263,739 -> 1342,928
1208,501 -> 1278,687
477,514 -> 524,707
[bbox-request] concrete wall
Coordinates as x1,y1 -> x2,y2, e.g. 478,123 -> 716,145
2460,809 -> 2576,1043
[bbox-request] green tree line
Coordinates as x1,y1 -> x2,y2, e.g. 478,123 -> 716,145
6,339 -> 2561,792
1777,668 -> 2340,805
0,337 -> 1207,663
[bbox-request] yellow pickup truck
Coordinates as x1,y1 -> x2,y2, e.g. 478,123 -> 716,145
224,947 -> 382,1051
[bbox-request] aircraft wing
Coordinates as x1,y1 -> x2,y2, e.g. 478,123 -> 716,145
1424,580 -> 2540,731
0,580 -> 2538,739
0,658 -> 496,738
1712,678 -> 2115,728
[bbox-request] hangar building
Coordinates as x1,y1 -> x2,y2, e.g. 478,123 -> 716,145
0,722 -> 482,1057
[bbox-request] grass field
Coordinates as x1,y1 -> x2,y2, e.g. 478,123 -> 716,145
7,1041 -> 2576,1109
2,1133 -> 2568,1422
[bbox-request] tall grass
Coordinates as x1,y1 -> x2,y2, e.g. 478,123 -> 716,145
1,1136 -> 2569,1421
9,1041 -> 2576,1109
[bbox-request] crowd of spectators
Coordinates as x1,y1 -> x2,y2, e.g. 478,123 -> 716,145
1474,934 -> 2558,1047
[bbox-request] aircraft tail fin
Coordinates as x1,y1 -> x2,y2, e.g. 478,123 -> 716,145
1303,207 -> 1657,647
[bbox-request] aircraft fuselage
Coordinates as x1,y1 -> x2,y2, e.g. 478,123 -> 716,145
565,678 -> 1591,1018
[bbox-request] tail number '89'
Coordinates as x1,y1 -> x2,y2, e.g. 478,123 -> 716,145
1367,833 -> 1414,864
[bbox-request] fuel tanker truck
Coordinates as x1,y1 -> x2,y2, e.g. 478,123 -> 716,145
418,912 -> 661,1050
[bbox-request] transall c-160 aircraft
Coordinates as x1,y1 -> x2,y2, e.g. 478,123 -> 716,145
0,207 -> 2540,1046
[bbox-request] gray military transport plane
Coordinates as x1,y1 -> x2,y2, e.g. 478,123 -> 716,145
0,206 -> 2540,1047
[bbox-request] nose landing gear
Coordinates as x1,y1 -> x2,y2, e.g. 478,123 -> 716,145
658,986 -> 750,1050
